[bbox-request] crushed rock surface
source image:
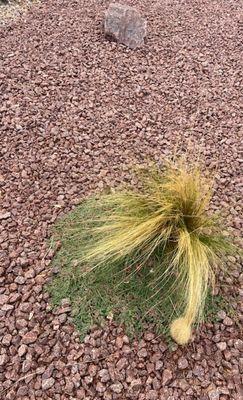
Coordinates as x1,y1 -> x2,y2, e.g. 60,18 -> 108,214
0,0 -> 242,399
0,0 -> 37,26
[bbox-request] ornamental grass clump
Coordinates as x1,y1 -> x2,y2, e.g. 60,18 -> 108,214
72,160 -> 233,344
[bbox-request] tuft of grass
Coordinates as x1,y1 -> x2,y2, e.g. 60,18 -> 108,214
48,209 -> 233,342
49,159 -> 235,344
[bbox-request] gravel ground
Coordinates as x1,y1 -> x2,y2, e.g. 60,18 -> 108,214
0,0 -> 242,399
0,1 -> 37,26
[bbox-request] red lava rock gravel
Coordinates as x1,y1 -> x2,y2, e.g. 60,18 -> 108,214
0,0 -> 242,399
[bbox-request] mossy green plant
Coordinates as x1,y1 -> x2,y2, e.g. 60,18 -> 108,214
49,159 -> 235,344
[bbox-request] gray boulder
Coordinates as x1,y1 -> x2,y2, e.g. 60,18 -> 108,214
104,3 -> 147,49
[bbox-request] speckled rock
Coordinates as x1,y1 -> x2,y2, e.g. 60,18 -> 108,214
104,3 -> 147,49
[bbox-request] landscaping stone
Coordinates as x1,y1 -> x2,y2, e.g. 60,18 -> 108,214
41,377 -> 55,390
0,0 -> 241,399
104,3 -> 147,49
223,316 -> 234,326
110,382 -> 123,393
0,211 -> 11,220
0,354 -> 9,366
130,378 -> 142,390
216,342 -> 227,351
22,330 -> 38,344
178,356 -> 189,369
98,369 -> 110,383
162,369 -> 173,386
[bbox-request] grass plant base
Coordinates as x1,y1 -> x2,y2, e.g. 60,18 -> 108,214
48,202 -> 232,342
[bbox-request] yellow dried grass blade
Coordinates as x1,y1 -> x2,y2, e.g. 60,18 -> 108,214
74,159 -> 233,344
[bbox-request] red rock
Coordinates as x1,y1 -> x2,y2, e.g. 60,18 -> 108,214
152,377 -> 161,390
146,389 -> 158,400
162,369 -> 173,386
122,345 -> 131,354
2,303 -> 14,313
217,310 -> 226,320
2,334 -> 12,346
22,330 -> 38,344
178,357 -> 189,369
193,365 -> 205,377
208,389 -> 220,400
130,378 -> 142,391
16,385 -> 28,397
18,344 -> 27,357
16,319 -> 28,329
15,276 -> 26,285
138,348 -> 148,358
110,382 -> 123,393
9,293 -> 21,303
96,381 -> 106,393
87,364 -> 97,377
0,1 -> 242,399
216,342 -> 227,351
41,377 -> 55,390
98,369 -> 110,383
234,339 -> 243,351
151,352 -> 162,362
0,294 -> 9,305
155,360 -> 164,371
223,316 -> 234,326
84,375 -> 93,384
0,354 -> 9,366
146,362 -> 154,374
76,388 -> 86,398
115,336 -> 124,349
116,357 -> 127,370
144,332 -> 155,341
103,391 -> 112,400
65,380 -> 74,393
0,212 -> 11,220
22,360 -> 32,373
42,365 -> 54,379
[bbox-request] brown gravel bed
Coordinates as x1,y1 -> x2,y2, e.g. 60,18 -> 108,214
0,0 -> 242,399
0,1 -> 37,26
